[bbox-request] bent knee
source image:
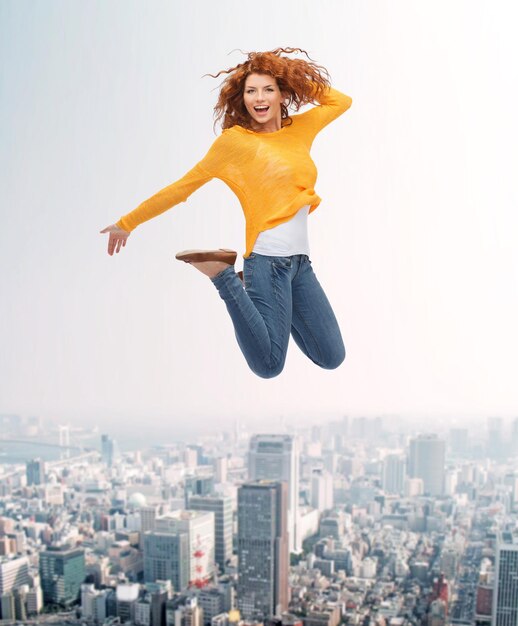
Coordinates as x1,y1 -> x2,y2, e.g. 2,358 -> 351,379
250,361 -> 285,379
320,344 -> 346,370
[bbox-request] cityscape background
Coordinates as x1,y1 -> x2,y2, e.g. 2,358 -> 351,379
1,413 -> 518,625
1,1 -> 517,434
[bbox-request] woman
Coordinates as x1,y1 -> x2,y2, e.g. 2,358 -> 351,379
101,47 -> 352,378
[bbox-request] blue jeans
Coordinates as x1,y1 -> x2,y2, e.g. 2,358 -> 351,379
211,253 -> 345,378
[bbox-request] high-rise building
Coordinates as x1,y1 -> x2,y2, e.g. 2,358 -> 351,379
237,481 -> 288,620
0,556 -> 30,595
350,417 -> 383,441
155,511 -> 215,584
143,531 -> 190,591
140,506 -> 160,534
311,470 -> 333,512
26,459 -> 45,486
0,593 -> 15,620
449,428 -> 469,457
492,532 -> 518,626
248,434 -> 300,552
185,476 -> 214,499
101,434 -> 120,467
39,546 -> 85,606
408,434 -> 445,496
188,495 -> 233,572
487,417 -> 505,460
213,457 -> 228,483
382,454 -> 406,495
116,583 -> 140,623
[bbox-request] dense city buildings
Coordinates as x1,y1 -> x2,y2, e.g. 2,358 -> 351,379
1,413 -> 518,625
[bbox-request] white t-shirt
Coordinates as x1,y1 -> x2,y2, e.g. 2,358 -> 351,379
252,205 -> 310,257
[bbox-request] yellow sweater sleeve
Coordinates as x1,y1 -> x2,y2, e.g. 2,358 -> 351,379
296,85 -> 353,138
116,136 -> 226,232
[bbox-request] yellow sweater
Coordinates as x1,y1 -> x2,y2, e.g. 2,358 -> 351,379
117,86 -> 352,257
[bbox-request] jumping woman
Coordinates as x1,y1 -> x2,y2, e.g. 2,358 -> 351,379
101,47 -> 352,378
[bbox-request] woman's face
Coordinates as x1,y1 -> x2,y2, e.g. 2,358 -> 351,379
243,73 -> 284,132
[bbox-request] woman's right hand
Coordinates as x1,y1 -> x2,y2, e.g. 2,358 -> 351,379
100,224 -> 130,256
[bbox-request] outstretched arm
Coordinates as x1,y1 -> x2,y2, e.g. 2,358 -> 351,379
116,163 -> 213,232
100,135 -> 226,255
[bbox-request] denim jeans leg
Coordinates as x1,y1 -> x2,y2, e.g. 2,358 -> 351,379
290,256 -> 346,369
210,256 -> 293,378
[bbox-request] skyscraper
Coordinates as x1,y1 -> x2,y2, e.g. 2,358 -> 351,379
155,511 -> 215,584
101,434 -> 120,467
382,454 -> 406,495
0,556 -> 30,595
188,495 -> 233,572
408,434 -> 445,496
248,434 -> 299,552
449,428 -> 469,457
139,505 -> 159,534
26,458 -> 45,486
39,546 -> 85,606
237,481 -> 288,621
143,531 -> 190,591
492,532 -> 518,626
311,469 -> 334,512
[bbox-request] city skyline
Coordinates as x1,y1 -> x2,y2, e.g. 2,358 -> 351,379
1,406 -> 518,624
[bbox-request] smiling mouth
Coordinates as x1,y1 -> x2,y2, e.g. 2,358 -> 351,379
254,106 -> 269,114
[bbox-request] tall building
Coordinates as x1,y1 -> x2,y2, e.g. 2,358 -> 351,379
237,481 -> 288,620
140,506 -> 160,534
408,434 -> 445,496
39,546 -> 85,606
101,434 -> 120,467
185,476 -> 214,499
116,583 -> 140,623
26,459 -> 45,486
213,457 -> 228,483
188,495 -> 233,572
492,532 -> 518,626
487,417 -> 505,460
311,469 -> 333,512
143,531 -> 189,591
248,434 -> 300,552
0,556 -> 30,595
0,593 -> 15,620
155,511 -> 215,584
382,454 -> 406,495
449,428 -> 469,457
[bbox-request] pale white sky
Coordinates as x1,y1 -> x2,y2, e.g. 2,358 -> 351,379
1,1 -> 517,437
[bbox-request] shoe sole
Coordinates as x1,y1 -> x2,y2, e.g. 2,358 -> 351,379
175,248 -> 237,264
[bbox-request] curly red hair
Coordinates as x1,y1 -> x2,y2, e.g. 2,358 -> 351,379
206,47 -> 331,132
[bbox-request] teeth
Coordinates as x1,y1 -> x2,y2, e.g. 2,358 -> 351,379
255,106 -> 268,111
